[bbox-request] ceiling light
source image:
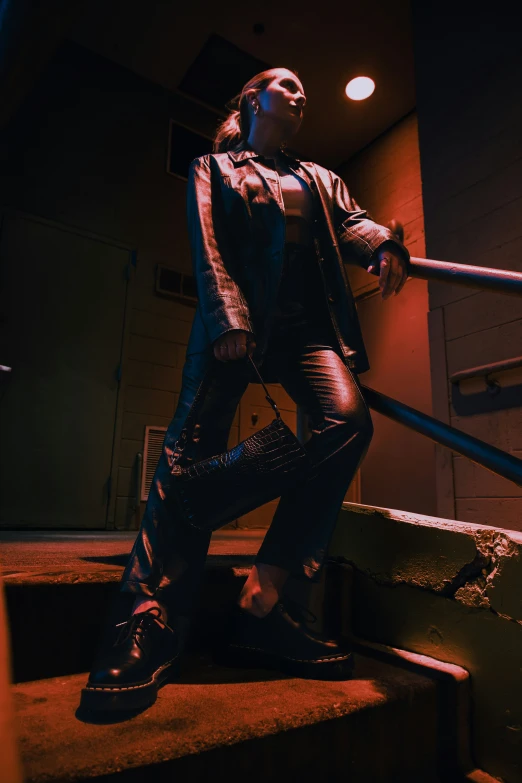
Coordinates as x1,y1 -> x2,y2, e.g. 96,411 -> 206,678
345,77 -> 375,101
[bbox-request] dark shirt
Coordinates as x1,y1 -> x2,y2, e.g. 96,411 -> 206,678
269,242 -> 336,345
260,154 -> 337,348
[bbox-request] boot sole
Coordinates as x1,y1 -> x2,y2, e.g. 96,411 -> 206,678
80,656 -> 181,712
212,644 -> 355,681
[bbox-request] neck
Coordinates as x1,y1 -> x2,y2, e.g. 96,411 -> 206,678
246,123 -> 287,160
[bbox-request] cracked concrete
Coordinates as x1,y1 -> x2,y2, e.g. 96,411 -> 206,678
452,530 -> 521,616
329,502 -> 522,783
329,503 -> 522,622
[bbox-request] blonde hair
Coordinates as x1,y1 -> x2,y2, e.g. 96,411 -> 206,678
213,67 -> 300,153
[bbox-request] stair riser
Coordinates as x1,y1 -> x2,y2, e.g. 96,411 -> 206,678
5,573 -> 248,683
6,562 -> 349,683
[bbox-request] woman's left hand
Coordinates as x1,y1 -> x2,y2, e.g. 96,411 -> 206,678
368,250 -> 409,300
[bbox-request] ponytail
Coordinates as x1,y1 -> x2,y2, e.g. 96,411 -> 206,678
213,106 -> 247,153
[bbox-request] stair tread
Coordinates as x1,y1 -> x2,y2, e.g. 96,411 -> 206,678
1,530 -> 263,585
14,651 -> 438,782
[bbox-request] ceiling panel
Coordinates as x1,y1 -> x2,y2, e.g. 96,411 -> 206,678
178,33 -> 271,112
68,0 -> 415,168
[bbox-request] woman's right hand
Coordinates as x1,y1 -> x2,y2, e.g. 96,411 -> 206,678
213,329 -> 257,362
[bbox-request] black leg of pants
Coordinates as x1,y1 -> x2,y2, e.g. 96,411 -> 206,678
119,329 -> 373,616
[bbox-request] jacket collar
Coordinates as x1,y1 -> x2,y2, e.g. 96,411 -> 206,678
227,147 -> 301,167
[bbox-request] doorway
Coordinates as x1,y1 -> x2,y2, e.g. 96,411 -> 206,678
0,213 -> 130,528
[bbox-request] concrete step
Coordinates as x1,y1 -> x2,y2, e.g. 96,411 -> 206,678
2,530 -> 266,683
3,530 -> 345,684
13,649 -> 449,783
4,532 -> 494,781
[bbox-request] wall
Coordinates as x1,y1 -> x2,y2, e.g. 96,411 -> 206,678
413,2 -> 522,531
0,41 -> 204,529
336,113 -> 437,516
0,40 -> 298,530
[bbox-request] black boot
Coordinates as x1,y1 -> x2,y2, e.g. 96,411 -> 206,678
80,606 -> 182,712
212,596 -> 354,681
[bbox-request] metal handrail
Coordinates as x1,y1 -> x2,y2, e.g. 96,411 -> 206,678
408,256 -> 522,296
364,222 -> 522,486
450,356 -> 522,384
361,385 -> 522,487
387,220 -> 522,296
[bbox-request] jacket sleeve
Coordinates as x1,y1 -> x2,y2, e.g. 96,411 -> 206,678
186,156 -> 255,344
330,171 -> 410,276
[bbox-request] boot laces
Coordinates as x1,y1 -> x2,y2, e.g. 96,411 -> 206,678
114,606 -> 165,646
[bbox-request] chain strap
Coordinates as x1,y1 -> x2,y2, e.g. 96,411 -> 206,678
247,354 -> 281,419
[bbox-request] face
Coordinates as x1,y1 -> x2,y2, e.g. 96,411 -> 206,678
250,70 -> 307,132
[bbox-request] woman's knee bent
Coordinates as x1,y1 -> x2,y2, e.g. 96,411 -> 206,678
326,391 -> 373,454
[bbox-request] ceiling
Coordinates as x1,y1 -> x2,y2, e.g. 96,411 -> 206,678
68,0 -> 415,169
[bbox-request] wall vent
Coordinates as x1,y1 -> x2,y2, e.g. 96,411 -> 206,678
141,426 -> 167,501
155,264 -> 197,304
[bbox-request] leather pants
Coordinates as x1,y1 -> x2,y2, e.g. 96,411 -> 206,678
120,255 -> 374,616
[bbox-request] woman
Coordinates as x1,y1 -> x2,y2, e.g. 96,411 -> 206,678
81,67 -> 409,712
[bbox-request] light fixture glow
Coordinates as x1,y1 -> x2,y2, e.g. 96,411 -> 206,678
345,77 -> 375,101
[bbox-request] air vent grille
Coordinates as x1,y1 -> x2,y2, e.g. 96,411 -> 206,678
141,426 -> 168,501
155,264 -> 197,304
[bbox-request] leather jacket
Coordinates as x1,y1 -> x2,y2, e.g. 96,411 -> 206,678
185,145 -> 410,379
